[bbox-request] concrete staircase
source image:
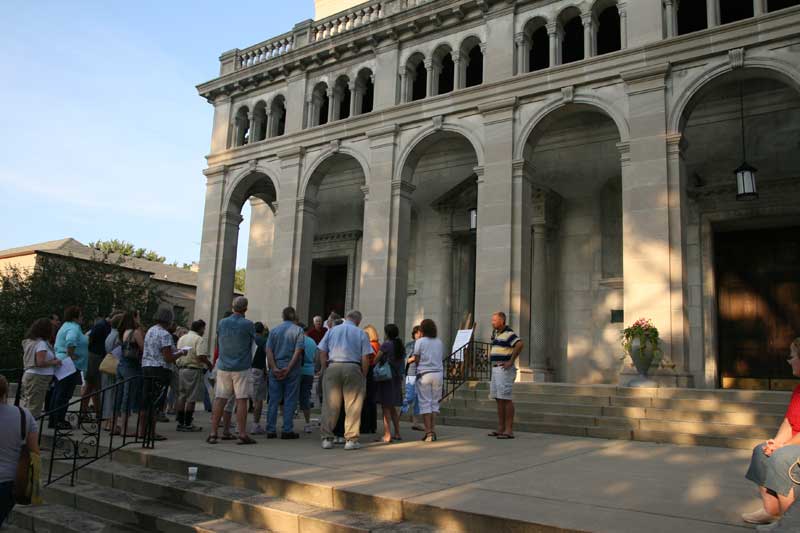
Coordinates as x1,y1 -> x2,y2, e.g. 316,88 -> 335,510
11,454 -> 441,533
440,382 -> 792,449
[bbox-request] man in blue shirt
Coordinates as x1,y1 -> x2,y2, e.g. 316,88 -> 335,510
317,310 -> 373,450
265,307 -> 305,439
208,296 -> 256,445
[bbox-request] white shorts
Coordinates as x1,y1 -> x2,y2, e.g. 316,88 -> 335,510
214,369 -> 252,400
489,365 -> 516,400
416,372 -> 443,415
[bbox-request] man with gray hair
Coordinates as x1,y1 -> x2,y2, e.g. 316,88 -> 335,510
207,296 -> 257,445
317,310 -> 373,450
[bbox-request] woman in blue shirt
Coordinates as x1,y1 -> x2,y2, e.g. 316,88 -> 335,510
50,305 -> 88,429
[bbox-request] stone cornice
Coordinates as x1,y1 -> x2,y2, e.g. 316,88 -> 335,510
313,230 -> 363,243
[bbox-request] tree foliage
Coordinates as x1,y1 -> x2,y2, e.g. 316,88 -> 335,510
89,239 -> 166,263
0,252 -> 173,370
235,268 -> 246,293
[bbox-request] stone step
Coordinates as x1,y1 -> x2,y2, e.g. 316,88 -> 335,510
43,457 -> 438,533
446,398 -> 785,425
451,390 -> 789,414
438,415 -> 764,450
11,502 -> 147,533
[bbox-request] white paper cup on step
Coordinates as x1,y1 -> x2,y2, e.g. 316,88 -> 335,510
188,466 -> 198,481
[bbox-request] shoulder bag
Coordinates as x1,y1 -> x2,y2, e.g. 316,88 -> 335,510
373,353 -> 393,382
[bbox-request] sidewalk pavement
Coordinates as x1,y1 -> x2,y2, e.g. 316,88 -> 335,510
122,411 -> 767,532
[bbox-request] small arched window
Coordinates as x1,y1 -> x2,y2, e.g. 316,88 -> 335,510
270,95 -> 286,137
252,101 -> 268,143
461,37 -> 483,87
595,1 -> 621,55
524,17 -> 549,72
334,76 -> 351,121
234,106 -> 250,147
406,53 -> 427,102
310,82 -> 329,127
559,8 -> 584,64
432,45 -> 454,96
677,0 -> 708,35
720,0 -> 754,24
356,68 -> 374,115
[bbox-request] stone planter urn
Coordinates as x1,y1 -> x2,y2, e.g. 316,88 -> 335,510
626,336 -> 659,388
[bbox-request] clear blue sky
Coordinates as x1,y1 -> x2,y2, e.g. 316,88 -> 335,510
0,1 -> 312,267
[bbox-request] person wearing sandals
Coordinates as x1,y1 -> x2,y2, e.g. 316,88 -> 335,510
175,320 -> 212,432
413,319 -> 445,442
401,325 -> 424,432
141,306 -> 186,442
208,297 -> 257,445
741,338 -> 800,529
374,324 -> 405,443
265,307 -> 305,440
488,312 -> 524,440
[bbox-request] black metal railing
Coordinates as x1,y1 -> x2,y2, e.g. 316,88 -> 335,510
442,341 -> 492,400
37,375 -> 165,486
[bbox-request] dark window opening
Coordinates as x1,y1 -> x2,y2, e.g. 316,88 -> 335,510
339,84 -> 351,120
529,26 -> 549,71
562,17 -> 584,64
596,7 -> 621,55
465,45 -> 483,87
412,61 -> 427,101
361,78 -> 374,114
438,53 -> 455,95
257,118 -> 267,141
768,0 -> 800,11
677,0 -> 708,35
720,0 -> 754,24
318,96 -> 329,126
275,111 -> 286,136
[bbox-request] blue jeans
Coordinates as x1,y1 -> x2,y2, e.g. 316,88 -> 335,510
267,370 -> 300,434
0,481 -> 13,526
401,377 -> 420,416
50,371 -> 81,426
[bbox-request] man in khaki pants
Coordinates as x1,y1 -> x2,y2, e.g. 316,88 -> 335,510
318,310 -> 373,451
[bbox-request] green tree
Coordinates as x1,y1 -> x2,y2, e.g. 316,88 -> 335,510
89,239 -> 166,263
235,268 -> 246,293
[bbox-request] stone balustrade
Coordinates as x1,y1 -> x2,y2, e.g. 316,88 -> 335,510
311,0 -> 386,42
236,31 -> 295,70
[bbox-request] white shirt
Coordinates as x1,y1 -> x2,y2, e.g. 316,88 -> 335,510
25,340 -> 57,376
413,337 -> 445,375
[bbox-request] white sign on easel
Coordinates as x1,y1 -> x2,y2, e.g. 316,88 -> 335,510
451,329 -> 474,361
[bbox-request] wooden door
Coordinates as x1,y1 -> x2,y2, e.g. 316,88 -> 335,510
716,227 -> 800,389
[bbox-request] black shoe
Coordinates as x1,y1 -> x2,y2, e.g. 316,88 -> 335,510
266,432 -> 278,439
280,432 -> 300,440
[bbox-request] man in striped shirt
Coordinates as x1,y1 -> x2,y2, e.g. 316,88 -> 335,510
489,312 -> 524,439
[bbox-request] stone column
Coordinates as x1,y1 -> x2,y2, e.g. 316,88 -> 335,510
359,125 -> 402,331
546,23 -> 559,67
707,0 -> 719,28
292,198 -> 318,323
399,68 -> 409,103
664,0 -> 676,38
438,229 -> 454,345
245,198 -> 275,322
620,63 -> 688,383
264,109 -> 273,139
424,59 -> 434,98
474,97 -> 517,342
327,87 -> 336,123
349,80 -> 358,117
249,111 -> 262,143
305,97 -> 314,129
514,33 -> 528,75
619,2 -> 628,48
511,160 -> 533,380
210,95 -> 232,153
387,179 -> 415,334
754,0 -> 765,16
581,13 -> 595,58
451,51 -> 464,90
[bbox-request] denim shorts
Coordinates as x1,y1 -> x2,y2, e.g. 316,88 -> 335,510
746,443 -> 800,496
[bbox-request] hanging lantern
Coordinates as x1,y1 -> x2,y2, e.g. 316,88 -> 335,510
735,80 -> 758,201
468,207 -> 478,230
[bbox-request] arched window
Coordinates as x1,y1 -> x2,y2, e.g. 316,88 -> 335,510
595,1 -> 621,55
560,8 -> 584,64
720,0 -> 754,24
406,53 -> 427,102
524,17 -> 549,72
270,95 -> 286,137
234,106 -> 250,147
768,0 -> 800,11
461,37 -> 483,87
251,101 -> 268,143
677,0 -> 708,35
355,68 -> 374,114
309,82 -> 329,127
333,76 -> 351,121
433,45 -> 454,96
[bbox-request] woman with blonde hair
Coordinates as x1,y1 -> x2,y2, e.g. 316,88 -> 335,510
360,324 -> 380,434
741,337 -> 800,527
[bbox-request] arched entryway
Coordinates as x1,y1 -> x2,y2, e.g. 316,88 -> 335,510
522,104 -> 623,383
678,68 -> 800,389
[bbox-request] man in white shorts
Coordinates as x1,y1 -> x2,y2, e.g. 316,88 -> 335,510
488,312 -> 524,439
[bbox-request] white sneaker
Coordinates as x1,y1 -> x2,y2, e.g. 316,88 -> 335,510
321,438 -> 334,449
742,509 -> 780,525
334,436 -> 346,445
344,440 -> 362,450
304,424 -> 313,434
251,424 -> 266,435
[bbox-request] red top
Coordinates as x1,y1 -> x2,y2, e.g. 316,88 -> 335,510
785,385 -> 800,436
306,327 -> 326,345
369,340 -> 380,366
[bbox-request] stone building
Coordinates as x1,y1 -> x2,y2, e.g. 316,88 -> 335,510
195,0 -> 800,389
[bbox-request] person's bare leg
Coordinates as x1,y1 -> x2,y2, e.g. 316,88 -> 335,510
252,400 -> 263,429
504,401 -> 515,436
236,398 -> 249,438
778,487 -> 795,514
390,406 -> 401,438
761,486 -> 782,517
495,400 -> 505,434
223,410 -> 232,435
380,406 -> 392,442
423,413 -> 433,434
209,397 -> 226,438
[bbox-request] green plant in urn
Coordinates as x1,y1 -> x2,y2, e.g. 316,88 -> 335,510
621,318 -> 662,387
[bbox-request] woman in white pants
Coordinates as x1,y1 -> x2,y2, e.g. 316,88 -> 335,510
412,319 -> 445,442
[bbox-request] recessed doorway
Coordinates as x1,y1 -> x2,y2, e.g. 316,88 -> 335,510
309,258 -> 348,322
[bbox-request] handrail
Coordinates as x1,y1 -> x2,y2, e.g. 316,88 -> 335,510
311,0 -> 386,43
441,340 -> 492,400
237,30 -> 295,70
37,373 -> 165,486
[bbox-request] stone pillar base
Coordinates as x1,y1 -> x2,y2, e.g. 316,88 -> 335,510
619,365 -> 695,388
518,367 -> 555,383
